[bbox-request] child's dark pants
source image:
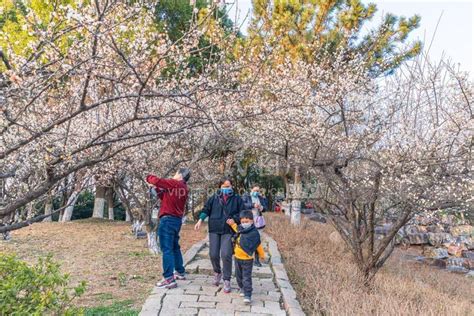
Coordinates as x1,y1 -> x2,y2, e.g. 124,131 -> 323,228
234,257 -> 254,297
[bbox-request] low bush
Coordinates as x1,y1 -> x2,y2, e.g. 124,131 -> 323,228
0,253 -> 86,315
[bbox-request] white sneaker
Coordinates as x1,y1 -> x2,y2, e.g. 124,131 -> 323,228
239,289 -> 245,297
243,296 -> 251,304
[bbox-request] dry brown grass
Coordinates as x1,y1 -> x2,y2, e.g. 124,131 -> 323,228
265,213 -> 474,316
0,219 -> 205,309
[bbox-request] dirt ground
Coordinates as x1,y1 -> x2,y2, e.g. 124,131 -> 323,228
265,213 -> 474,316
0,219 -> 206,309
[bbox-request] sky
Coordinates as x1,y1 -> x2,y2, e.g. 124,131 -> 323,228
226,0 -> 474,76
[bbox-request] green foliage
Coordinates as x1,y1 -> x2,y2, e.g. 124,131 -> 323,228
0,0 -> 87,71
231,150 -> 262,190
155,0 -> 234,41
246,0 -> 422,76
84,300 -> 138,316
155,0 -> 200,42
154,0 -> 236,76
72,190 -> 95,220
0,253 -> 86,315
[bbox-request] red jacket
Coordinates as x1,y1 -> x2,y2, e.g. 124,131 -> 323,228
146,175 -> 188,218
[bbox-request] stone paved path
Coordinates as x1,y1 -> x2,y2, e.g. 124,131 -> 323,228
139,235 -> 290,316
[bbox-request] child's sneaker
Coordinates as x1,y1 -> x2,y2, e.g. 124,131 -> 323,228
213,273 -> 222,286
243,296 -> 251,304
174,272 -> 186,280
156,277 -> 177,289
223,280 -> 231,293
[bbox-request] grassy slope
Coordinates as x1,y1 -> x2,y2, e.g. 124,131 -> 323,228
265,213 -> 474,316
0,219 -> 205,311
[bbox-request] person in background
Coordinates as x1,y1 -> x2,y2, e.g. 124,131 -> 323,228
226,211 -> 265,304
146,168 -> 191,289
242,185 -> 267,267
194,178 -> 244,293
242,185 -> 268,213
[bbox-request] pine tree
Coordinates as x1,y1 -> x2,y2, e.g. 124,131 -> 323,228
245,0 -> 421,76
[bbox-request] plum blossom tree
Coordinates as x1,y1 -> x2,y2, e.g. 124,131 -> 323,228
0,0 -> 246,231
238,54 -> 473,284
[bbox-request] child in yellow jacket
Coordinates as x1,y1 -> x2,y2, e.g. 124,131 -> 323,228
226,210 -> 265,304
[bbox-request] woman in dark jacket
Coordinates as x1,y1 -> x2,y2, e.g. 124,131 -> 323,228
194,178 -> 244,293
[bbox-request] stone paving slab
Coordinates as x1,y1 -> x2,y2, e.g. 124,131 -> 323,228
140,235 -> 305,316
186,259 -> 273,278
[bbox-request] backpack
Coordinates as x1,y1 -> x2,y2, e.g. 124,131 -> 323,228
255,214 -> 266,229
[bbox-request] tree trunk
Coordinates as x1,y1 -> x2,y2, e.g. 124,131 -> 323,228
219,158 -> 226,175
43,196 -> 53,222
125,209 -> 132,222
281,164 -> 291,217
26,203 -> 35,219
282,200 -> 291,217
145,188 -> 160,254
147,230 -> 160,254
58,177 -> 69,222
61,191 -> 79,222
107,188 -> 114,220
291,166 -> 302,225
291,199 -> 301,224
132,219 -> 144,235
191,191 -> 195,219
92,185 -> 106,218
14,210 -> 20,222
62,171 -> 86,222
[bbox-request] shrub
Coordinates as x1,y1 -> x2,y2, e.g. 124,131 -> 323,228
0,253 -> 86,315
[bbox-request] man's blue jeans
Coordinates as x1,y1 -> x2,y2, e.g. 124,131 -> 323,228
158,216 -> 185,279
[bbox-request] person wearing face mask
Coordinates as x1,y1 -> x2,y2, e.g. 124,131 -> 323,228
194,178 -> 245,293
242,185 -> 268,267
242,185 -> 268,214
226,211 -> 265,305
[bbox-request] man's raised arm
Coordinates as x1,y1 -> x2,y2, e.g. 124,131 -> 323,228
146,174 -> 181,190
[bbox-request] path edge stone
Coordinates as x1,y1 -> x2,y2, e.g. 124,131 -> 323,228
263,232 -> 306,316
139,237 -> 208,316
183,236 -> 209,266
